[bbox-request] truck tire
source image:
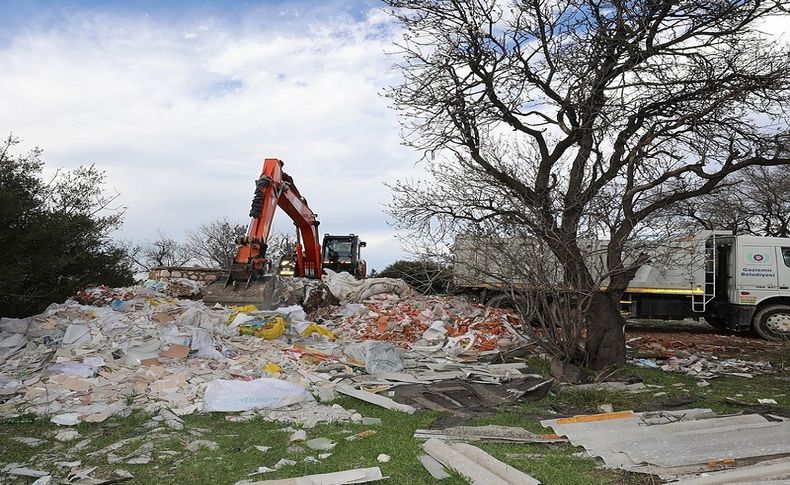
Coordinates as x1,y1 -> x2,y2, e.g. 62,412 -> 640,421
752,304 -> 790,342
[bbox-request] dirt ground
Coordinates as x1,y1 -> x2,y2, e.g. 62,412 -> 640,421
626,318 -> 789,363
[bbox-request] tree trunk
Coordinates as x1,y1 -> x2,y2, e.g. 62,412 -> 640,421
584,290 -> 626,369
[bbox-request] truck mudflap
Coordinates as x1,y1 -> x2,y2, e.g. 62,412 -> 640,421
706,300 -> 756,332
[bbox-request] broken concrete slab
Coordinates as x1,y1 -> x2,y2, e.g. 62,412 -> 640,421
186,440 -> 219,452
55,429 -> 81,442
3,463 -> 49,478
304,437 -> 335,451
11,436 -> 46,447
424,438 -> 540,484
565,381 -> 648,392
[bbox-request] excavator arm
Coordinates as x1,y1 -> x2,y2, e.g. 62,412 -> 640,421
231,158 -> 321,283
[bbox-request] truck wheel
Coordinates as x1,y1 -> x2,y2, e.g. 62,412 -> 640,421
753,305 -> 790,342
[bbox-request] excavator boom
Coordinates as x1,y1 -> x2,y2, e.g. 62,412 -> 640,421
203,158 -> 322,306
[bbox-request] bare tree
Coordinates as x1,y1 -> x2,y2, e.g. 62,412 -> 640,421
187,217 -> 247,269
128,230 -> 191,271
669,165 -> 790,237
385,1 -> 790,368
267,230 -> 298,263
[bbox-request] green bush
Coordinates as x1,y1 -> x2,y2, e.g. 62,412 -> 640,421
377,259 -> 454,294
0,136 -> 133,317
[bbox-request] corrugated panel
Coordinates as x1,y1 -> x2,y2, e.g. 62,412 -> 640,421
542,410 -> 790,474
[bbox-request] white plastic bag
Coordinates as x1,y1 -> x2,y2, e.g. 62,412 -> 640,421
191,328 -> 224,360
324,269 -> 411,302
203,378 -> 314,412
344,341 -> 404,374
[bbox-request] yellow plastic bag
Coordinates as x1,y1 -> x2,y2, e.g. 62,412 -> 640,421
228,304 -> 258,324
240,315 -> 286,340
301,323 -> 337,341
263,362 -> 282,374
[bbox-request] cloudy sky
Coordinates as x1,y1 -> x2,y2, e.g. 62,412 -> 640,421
0,0 -> 418,271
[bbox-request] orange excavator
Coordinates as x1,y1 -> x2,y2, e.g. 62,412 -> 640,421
203,158 -> 366,306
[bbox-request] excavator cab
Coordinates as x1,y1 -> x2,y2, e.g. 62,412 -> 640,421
322,234 -> 367,279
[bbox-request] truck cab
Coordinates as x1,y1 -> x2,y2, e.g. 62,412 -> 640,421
703,235 -> 790,340
321,234 -> 367,279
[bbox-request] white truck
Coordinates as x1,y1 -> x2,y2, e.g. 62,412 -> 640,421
453,231 -> 790,341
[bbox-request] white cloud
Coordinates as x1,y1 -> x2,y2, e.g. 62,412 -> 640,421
0,5 -> 421,271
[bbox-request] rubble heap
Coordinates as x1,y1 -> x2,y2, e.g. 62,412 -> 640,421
318,293 -> 526,354
0,275 -> 535,426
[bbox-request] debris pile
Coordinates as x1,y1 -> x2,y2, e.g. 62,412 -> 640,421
321,293 -> 526,356
0,275 -> 536,426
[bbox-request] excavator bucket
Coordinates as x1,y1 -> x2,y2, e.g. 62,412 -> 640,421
202,274 -> 338,312
202,274 -> 281,308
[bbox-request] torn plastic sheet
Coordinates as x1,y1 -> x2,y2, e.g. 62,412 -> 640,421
345,341 -> 404,374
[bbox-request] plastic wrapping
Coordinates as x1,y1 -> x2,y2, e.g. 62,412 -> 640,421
344,341 -> 404,374
203,378 -> 314,411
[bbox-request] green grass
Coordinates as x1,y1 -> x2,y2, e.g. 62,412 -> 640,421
1,357 -> 788,484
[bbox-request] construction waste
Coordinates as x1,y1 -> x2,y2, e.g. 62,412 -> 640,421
542,408 -> 790,482
0,272 -> 537,426
626,334 -> 775,379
